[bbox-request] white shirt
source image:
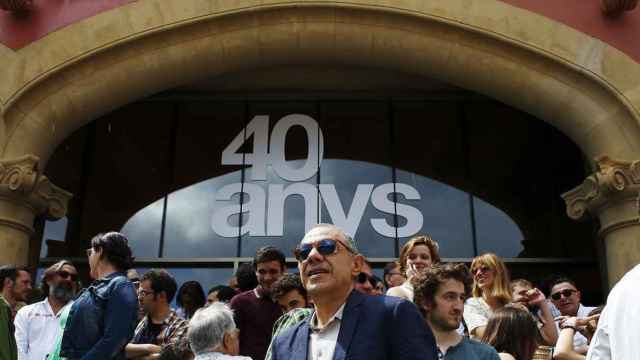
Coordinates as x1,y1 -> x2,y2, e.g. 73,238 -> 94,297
463,297 -> 492,335
586,264 -> 640,360
14,298 -> 71,360
308,303 -> 345,360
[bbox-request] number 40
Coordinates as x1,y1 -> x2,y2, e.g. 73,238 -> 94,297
221,114 -> 325,182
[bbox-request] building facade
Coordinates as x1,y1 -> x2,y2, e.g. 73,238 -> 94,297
1,0 -> 640,295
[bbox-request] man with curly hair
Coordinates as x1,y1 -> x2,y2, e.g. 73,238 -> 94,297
412,263 -> 500,360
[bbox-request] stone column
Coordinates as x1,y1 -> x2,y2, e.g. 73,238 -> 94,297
0,155 -> 72,265
562,156 -> 640,289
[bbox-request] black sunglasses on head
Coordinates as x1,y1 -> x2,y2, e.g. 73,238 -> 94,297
551,289 -> 576,300
294,238 -> 352,261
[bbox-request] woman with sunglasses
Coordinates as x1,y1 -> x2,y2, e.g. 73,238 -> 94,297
464,253 -> 512,340
386,235 -> 440,302
59,232 -> 139,360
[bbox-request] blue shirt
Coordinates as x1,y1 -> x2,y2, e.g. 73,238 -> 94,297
439,337 -> 500,360
60,272 -> 138,360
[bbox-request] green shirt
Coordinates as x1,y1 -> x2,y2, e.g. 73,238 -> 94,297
0,295 -> 17,360
264,308 -> 314,360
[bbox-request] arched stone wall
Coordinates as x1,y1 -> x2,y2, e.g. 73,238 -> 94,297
1,0 -> 639,284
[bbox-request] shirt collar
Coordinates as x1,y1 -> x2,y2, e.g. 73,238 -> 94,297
145,309 -> 179,326
309,303 -> 345,332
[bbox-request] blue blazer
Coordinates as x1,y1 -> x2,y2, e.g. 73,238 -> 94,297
271,290 -> 438,360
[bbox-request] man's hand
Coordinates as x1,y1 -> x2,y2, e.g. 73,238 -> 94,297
526,288 -> 546,307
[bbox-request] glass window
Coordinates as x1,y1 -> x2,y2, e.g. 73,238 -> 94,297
163,102 -> 245,258
393,101 -> 474,257
319,102 -> 395,258
81,103 -> 174,258
240,102 -> 319,258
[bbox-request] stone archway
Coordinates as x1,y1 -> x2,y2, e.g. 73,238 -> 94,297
1,0 -> 640,285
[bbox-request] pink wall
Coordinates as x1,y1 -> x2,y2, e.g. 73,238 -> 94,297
0,0 -> 639,62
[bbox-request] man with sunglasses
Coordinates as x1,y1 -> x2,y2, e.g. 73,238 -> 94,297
14,260 -> 76,360
549,276 -> 596,354
354,260 -> 376,295
270,223 -> 438,360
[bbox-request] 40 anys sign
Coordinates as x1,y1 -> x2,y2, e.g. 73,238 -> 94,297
211,114 -> 423,239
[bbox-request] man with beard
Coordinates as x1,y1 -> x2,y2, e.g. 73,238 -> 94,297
126,269 -> 188,359
413,263 -> 500,360
1,264 -> 32,360
14,261 -> 75,360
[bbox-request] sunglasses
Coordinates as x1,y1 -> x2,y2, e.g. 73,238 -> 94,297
294,238 -> 353,261
551,289 -> 576,301
357,272 -> 376,287
57,270 -> 78,281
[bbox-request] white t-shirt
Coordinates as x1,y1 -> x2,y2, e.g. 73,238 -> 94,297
463,297 -> 492,335
586,264 -> 640,360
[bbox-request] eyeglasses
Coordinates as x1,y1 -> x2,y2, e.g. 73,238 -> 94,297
551,289 -> 576,301
294,238 -> 353,261
56,270 -> 78,281
138,289 -> 155,297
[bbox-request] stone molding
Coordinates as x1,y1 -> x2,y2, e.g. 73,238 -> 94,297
0,154 -> 72,224
562,155 -> 640,222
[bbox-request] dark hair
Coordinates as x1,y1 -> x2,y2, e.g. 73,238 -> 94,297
142,269 -> 178,303
207,285 -> 237,303
412,263 -> 471,313
548,276 -> 578,292
40,260 -> 77,296
176,281 -> 206,313
253,246 -> 286,270
90,232 -> 135,271
0,265 -> 29,292
271,273 -> 307,302
383,262 -> 400,288
235,263 -> 258,292
481,307 -> 539,360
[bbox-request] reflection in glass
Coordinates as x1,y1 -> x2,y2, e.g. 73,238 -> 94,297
395,171 -> 474,258
473,197 -> 524,257
40,217 -> 69,258
120,200 -> 163,258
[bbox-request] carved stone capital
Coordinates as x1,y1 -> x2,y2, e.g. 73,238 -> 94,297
0,155 -> 72,223
562,155 -> 640,221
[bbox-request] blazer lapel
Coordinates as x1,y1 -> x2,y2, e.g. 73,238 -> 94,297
292,317 -> 311,360
333,290 -> 365,360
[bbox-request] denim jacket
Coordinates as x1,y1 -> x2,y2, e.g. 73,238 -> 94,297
60,272 -> 138,360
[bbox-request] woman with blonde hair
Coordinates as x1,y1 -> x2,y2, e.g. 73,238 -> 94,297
464,253 -> 511,339
386,235 -> 440,301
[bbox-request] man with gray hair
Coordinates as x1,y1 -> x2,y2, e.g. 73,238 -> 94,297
188,302 -> 251,360
271,223 -> 438,360
14,260 -> 77,360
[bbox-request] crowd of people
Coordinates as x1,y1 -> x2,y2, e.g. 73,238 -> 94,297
0,225 -> 637,360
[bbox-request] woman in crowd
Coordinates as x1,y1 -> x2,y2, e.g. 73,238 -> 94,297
481,306 -> 539,360
176,281 -> 206,319
59,232 -> 138,360
386,234 -> 440,301
464,253 -> 512,339
553,307 -> 603,360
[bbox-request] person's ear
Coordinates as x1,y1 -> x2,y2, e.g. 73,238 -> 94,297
222,331 -> 233,351
351,255 -> 364,277
576,290 -> 581,301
